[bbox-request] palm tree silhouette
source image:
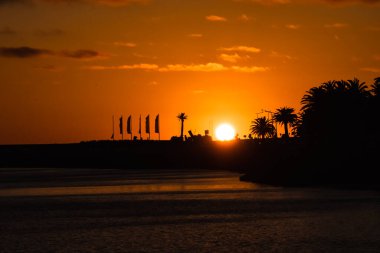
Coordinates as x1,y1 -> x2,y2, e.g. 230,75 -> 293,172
177,112 -> 188,141
297,78 -> 372,140
273,107 -> 298,138
250,116 -> 275,139
371,77 -> 380,97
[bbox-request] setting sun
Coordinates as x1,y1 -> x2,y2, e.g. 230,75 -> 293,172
215,123 -> 236,141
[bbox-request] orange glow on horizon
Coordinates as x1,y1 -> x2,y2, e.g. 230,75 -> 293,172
0,1 -> 379,144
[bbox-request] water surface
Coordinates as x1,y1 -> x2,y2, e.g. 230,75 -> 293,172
1,168 -> 379,252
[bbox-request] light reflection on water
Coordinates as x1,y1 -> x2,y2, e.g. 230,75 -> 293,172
0,169 -> 261,197
1,168 -> 380,252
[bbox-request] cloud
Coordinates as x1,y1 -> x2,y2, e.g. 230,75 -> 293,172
231,66 -> 269,73
361,67 -> 380,73
324,23 -> 348,29
0,46 -> 101,59
0,26 -> 16,35
205,15 -> 227,22
159,63 -> 227,72
86,63 -> 159,70
286,24 -> 301,30
219,53 -> 243,63
219,45 -> 261,53
270,50 -> 294,60
0,46 -> 51,58
35,64 -> 65,72
238,14 -> 251,22
88,62 -> 269,73
188,33 -> 203,38
113,41 -> 137,47
60,49 -> 100,59
374,55 -> 380,61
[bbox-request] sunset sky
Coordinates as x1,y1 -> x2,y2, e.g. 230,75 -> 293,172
1,0 -> 379,144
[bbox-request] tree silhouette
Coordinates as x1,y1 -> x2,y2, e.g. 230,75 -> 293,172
177,112 -> 188,141
372,77 -> 380,97
250,116 -> 275,139
273,107 -> 298,138
297,78 -> 371,142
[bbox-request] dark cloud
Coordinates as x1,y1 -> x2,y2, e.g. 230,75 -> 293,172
0,46 -> 51,58
60,49 -> 99,59
0,46 -> 100,59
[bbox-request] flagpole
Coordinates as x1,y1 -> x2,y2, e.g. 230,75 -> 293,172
139,115 -> 142,140
112,115 -> 115,141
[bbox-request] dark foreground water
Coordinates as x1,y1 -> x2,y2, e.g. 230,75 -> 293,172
1,168 -> 380,252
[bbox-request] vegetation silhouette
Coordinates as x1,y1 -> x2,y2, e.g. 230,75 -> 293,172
250,116 -> 275,139
273,107 -> 297,139
241,77 -> 380,187
177,112 -> 188,141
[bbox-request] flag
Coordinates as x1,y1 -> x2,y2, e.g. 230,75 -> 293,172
155,114 -> 159,133
145,115 -> 150,134
138,115 -> 141,134
119,116 -> 123,135
127,115 -> 132,134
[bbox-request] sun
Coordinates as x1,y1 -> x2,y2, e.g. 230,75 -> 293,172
215,123 -> 236,141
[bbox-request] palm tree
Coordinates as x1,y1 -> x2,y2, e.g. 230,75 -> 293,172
177,112 -> 188,140
297,78 -> 372,141
250,116 -> 275,139
371,77 -> 380,97
273,107 -> 298,138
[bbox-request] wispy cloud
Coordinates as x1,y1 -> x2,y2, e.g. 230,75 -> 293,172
324,23 -> 348,29
205,15 -> 227,22
159,63 -> 227,72
86,63 -> 159,70
35,64 -> 65,72
60,49 -> 100,59
88,62 -> 269,73
270,50 -> 294,60
219,53 -> 243,63
238,14 -> 251,22
231,66 -> 269,73
0,46 -> 51,58
286,24 -> 301,30
0,46 -> 101,59
219,45 -> 261,53
113,41 -> 137,47
187,33 -> 203,38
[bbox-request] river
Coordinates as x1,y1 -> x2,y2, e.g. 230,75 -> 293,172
1,168 -> 380,252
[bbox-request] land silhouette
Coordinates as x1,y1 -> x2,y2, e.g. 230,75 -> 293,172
0,77 -> 379,188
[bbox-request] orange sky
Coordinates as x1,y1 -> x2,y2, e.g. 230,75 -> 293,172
0,0 -> 379,144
